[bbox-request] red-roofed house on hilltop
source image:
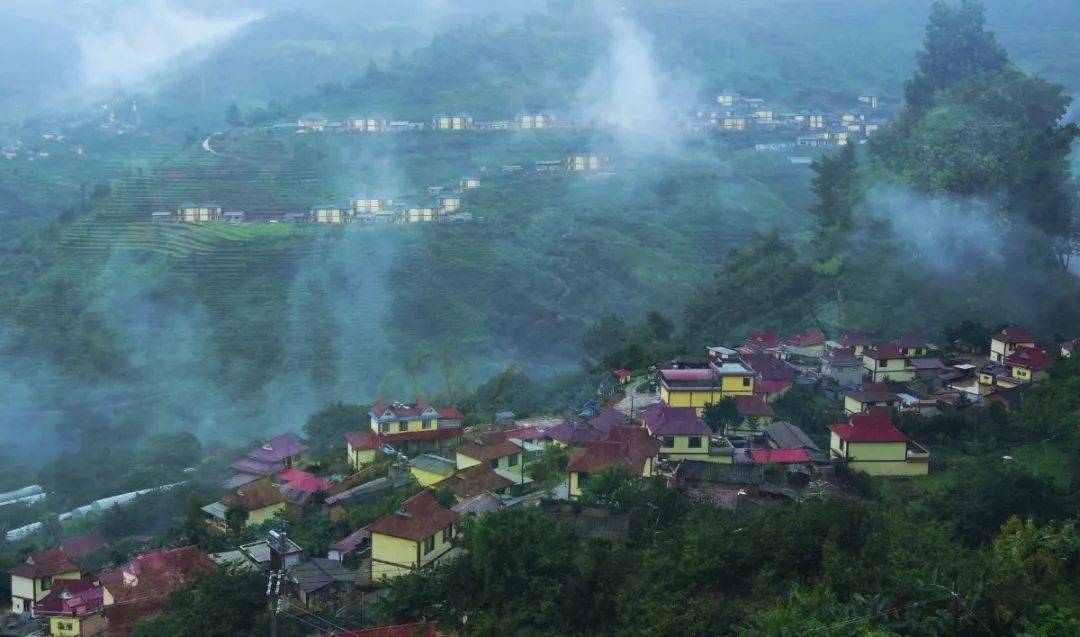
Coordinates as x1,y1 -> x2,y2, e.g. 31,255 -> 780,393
862,343 -> 914,383
990,326 -> 1035,363
828,409 -> 929,476
33,578 -> 105,637
9,549 -> 81,615
368,399 -> 464,454
369,490 -> 459,581
345,429 -> 384,469
566,426 -> 662,499
101,546 -> 213,636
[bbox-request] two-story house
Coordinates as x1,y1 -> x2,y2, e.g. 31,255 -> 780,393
9,550 -> 81,615
344,430 -> 383,469
33,578 -> 104,637
202,480 -> 286,531
455,431 -> 524,474
369,490 -> 459,580
566,427 -> 661,499
659,364 -> 755,412
843,382 -> 900,414
829,410 -> 930,476
177,202 -> 222,223
640,402 -> 714,461
862,344 -> 914,383
990,326 -> 1036,363
368,399 -> 464,454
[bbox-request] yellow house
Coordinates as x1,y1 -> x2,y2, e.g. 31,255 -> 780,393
893,333 -> 929,358
829,410 -> 930,476
349,197 -> 394,214
409,454 -> 457,486
518,114 -> 553,129
732,395 -> 775,438
369,490 -> 459,580
344,430 -> 383,469
9,550 -> 81,615
783,329 -> 827,356
177,202 -> 221,223
565,154 -> 608,172
431,115 -> 473,130
405,205 -> 441,223
640,402 -> 715,461
455,431 -> 524,474
842,382 -> 900,415
344,117 -> 386,132
1004,346 -> 1053,384
566,427 -> 661,499
32,578 -> 105,637
990,326 -> 1036,363
828,331 -> 872,357
203,480 -> 285,531
310,205 -> 349,224
438,195 -> 461,213
368,399 -> 465,454
434,464 -> 515,501
658,365 -> 754,412
862,344 -> 914,383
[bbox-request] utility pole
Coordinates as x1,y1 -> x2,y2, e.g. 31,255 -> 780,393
267,530 -> 289,637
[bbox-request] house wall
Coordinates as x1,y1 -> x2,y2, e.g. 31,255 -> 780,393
347,445 -> 375,469
371,533 -> 418,580
847,441 -> 907,462
843,396 -> 865,414
372,416 -> 445,436
863,357 -> 915,382
658,434 -> 708,456
848,459 -> 930,476
50,616 -> 81,637
569,471 -> 586,499
660,378 -> 754,409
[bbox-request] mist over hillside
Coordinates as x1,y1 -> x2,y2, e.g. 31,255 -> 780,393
0,0 -> 1076,477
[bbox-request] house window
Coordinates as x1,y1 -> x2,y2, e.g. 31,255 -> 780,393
41,576 -> 52,591
422,419 -> 433,429
577,472 -> 590,486
880,359 -> 889,368
490,458 -> 499,469
398,422 -> 408,432
688,437 -> 702,448
742,378 -> 750,387
442,526 -> 453,543
424,536 -> 435,555
379,423 -> 388,433
663,436 -> 675,448
508,454 -> 518,467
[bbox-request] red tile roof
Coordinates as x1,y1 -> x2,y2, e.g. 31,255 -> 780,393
434,465 -> 515,498
613,369 -> 632,378
221,480 -> 284,511
455,431 -> 522,462
59,532 -> 108,560
588,406 -> 628,434
438,407 -> 464,420
660,368 -> 720,382
737,395 -> 775,417
369,490 -> 459,542
754,380 -> 792,396
229,457 -> 283,476
544,416 -> 603,446
566,426 -> 660,475
785,329 -> 825,347
749,449 -> 810,464
745,331 -> 780,348
99,546 -> 213,604
10,549 -> 80,579
837,331 -> 872,347
33,578 -> 103,616
829,410 -> 909,443
844,382 -> 899,404
740,353 -> 800,381
641,402 -> 710,436
345,429 -> 383,450
504,426 -> 541,442
993,326 -> 1034,344
373,399 -> 461,421
330,527 -> 371,554
279,469 -> 334,494
1005,345 -> 1053,371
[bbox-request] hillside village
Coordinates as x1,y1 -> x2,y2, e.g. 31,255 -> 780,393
120,90 -> 883,228
3,322 -> 1074,636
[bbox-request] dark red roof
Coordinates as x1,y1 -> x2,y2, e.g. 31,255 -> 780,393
844,382 -> 899,403
740,353 -> 799,381
60,533 -> 108,560
660,368 -> 721,383
379,427 -> 462,442
829,410 -> 909,443
613,369 -> 631,378
279,469 -> 334,494
893,333 -> 926,349
755,380 -> 792,396
749,449 -> 810,464
345,429 -> 383,450
837,331 -> 872,347
745,331 -> 780,348
566,427 -> 660,475
785,329 -> 825,347
229,457 -> 283,476
737,395 -> 775,417
1005,346 -> 1053,370
823,347 -> 860,364
438,407 -> 464,420
34,578 -> 103,616
544,416 -> 603,446
369,490 -> 459,542
99,546 -> 213,604
373,398 -> 460,420
993,326 -> 1034,344
330,527 -> 371,553
641,402 -> 710,436
588,406 -> 628,434
504,426 -> 541,441
221,480 -> 284,511
434,464 -> 514,498
10,549 -> 80,579
455,431 -> 522,462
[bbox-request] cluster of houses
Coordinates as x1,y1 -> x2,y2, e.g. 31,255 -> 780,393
1,134 -> 84,161
289,112 -> 570,134
696,90 -> 885,149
